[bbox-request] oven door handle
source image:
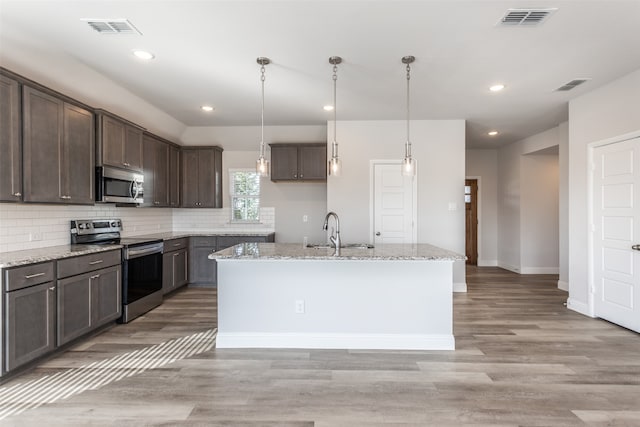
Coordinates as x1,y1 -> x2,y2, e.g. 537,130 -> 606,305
125,243 -> 164,259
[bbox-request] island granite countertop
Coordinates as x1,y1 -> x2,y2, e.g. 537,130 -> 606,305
209,242 -> 465,261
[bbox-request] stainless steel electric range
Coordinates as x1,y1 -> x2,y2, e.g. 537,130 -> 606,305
71,219 -> 163,323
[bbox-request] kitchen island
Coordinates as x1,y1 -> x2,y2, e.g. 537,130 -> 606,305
209,243 -> 465,350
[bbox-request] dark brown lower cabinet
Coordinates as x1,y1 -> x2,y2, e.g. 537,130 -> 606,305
5,281 -> 56,372
163,238 -> 189,294
189,237 -> 217,286
57,265 -> 121,346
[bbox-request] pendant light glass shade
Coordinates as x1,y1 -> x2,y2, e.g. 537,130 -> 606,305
401,56 -> 416,177
328,56 -> 342,176
256,57 -> 270,177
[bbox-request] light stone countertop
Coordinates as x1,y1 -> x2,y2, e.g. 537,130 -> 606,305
209,242 -> 466,261
140,230 -> 275,240
0,231 -> 275,270
0,244 -> 123,269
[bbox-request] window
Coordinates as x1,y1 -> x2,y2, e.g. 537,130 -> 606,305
229,169 -> 261,222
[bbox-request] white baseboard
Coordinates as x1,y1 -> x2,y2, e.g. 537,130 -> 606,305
216,332 -> 455,350
557,280 -> 568,291
567,298 -> 593,317
477,259 -> 498,267
520,267 -> 560,275
453,282 -> 467,293
497,262 -> 520,274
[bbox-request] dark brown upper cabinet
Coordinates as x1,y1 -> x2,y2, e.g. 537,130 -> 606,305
168,145 -> 180,207
269,143 -> 327,182
96,110 -> 144,172
181,146 -> 223,208
22,86 -> 94,205
143,133 -> 171,207
0,73 -> 22,202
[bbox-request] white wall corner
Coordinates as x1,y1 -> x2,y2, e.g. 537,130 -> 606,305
557,280 -> 568,291
566,298 -> 594,318
497,262 -> 520,274
477,259 -> 498,267
453,282 -> 467,293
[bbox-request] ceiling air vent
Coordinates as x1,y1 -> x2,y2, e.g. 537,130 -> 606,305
499,8 -> 557,26
82,19 -> 142,35
555,78 -> 591,91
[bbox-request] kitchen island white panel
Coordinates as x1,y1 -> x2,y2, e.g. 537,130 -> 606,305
212,243 -> 463,350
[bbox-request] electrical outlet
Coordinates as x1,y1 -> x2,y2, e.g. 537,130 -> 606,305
295,300 -> 305,314
303,215 -> 308,223
29,233 -> 43,241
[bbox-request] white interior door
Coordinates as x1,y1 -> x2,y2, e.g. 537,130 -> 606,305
373,163 -> 416,245
592,137 -> 640,332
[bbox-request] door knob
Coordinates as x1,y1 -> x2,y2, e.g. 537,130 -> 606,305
375,232 -> 381,236
632,244 -> 640,251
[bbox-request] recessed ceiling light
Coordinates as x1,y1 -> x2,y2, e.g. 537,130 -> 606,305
489,84 -> 505,92
132,50 -> 154,60
323,105 -> 334,111
488,131 -> 499,136
201,105 -> 214,112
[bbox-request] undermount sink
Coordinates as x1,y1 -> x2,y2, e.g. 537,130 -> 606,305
307,243 -> 374,249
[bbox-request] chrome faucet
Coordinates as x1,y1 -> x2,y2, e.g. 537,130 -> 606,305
323,211 -> 341,250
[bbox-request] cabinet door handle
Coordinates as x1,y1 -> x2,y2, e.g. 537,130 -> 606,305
25,272 -> 45,279
13,192 -> 21,197
300,174 -> 304,178
123,162 -> 131,167
173,253 -> 180,257
60,195 -> 71,200
89,260 -> 104,265
633,244 -> 640,251
90,274 -> 100,280
375,232 -> 381,236
49,286 -> 55,292
173,243 -> 181,246
293,174 -> 297,178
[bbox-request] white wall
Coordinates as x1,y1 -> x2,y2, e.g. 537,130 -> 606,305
465,149 -> 498,266
558,122 -> 569,290
567,68 -> 640,316
497,141 -> 522,272
521,151 -> 559,274
497,126 -> 561,274
326,120 -> 467,289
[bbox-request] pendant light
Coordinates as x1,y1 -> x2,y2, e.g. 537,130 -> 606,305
401,55 -> 416,177
328,56 -> 342,176
256,57 -> 270,177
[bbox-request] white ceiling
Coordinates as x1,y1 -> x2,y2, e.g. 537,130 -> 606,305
1,0 -> 639,149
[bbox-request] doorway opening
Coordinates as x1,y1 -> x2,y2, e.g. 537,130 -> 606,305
465,179 -> 478,265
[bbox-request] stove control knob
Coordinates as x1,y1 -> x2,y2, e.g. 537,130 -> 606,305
78,223 -> 85,230
110,221 -> 117,228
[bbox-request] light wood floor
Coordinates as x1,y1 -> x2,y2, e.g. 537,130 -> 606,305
1,267 -> 639,426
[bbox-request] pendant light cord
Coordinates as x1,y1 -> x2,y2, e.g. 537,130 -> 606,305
405,62 -> 411,158
332,63 -> 338,158
260,64 -> 266,158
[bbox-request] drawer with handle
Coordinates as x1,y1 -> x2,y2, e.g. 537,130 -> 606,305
164,238 -> 188,252
4,261 -> 55,292
57,250 -> 121,279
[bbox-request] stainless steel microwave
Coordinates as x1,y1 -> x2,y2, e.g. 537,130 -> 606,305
96,166 -> 144,204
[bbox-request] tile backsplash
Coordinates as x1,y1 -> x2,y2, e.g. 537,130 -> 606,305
0,204 -> 275,253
